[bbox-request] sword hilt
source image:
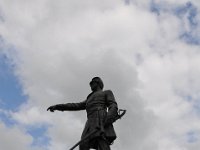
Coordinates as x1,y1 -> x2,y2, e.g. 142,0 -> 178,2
117,109 -> 126,119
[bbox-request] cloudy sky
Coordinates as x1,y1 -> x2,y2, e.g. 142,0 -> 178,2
0,0 -> 200,150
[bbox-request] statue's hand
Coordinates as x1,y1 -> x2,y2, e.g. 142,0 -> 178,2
47,105 -> 57,112
104,116 -> 114,127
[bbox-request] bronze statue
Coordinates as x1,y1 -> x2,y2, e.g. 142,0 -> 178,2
47,77 -> 125,150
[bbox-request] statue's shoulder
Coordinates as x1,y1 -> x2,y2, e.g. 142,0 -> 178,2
103,89 -> 113,95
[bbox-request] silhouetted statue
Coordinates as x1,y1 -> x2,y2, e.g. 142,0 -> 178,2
47,77 -> 123,150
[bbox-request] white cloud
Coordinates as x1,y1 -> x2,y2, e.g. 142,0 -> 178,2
0,121 -> 33,150
1,0 -> 200,150
12,106 -> 51,126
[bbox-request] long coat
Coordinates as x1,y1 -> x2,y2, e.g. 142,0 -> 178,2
55,90 -> 118,148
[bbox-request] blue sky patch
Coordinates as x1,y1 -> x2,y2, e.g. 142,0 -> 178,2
150,1 -> 161,15
27,125 -> 50,147
0,110 -> 16,126
186,131 -> 199,143
174,2 -> 198,26
174,2 -> 200,45
180,32 -> 200,45
149,1 -> 200,45
0,53 -> 27,111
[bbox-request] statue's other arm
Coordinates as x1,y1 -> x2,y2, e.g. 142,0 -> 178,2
47,100 -> 86,112
105,90 -> 118,125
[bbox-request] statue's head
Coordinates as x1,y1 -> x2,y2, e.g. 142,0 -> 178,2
90,77 -> 104,91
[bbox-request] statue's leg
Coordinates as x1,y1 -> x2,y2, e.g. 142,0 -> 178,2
97,138 -> 111,150
79,141 -> 90,150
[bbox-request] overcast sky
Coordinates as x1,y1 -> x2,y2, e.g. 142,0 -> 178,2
0,0 -> 200,150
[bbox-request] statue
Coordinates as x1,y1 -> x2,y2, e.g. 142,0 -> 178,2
47,77 -> 126,150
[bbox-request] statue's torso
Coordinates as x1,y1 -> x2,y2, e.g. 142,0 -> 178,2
85,90 -> 107,119
81,90 -> 117,147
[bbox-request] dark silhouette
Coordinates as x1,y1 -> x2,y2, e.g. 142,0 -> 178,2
47,77 -> 119,150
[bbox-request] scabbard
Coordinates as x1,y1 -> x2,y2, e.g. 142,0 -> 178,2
69,127 -> 100,150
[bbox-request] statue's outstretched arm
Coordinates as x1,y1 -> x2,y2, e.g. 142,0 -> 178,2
47,100 -> 86,112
